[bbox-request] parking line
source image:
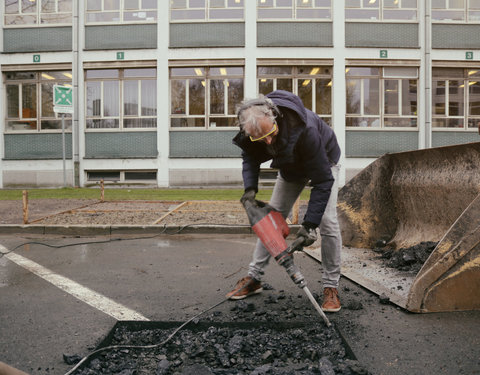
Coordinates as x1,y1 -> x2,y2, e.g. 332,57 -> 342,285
0,245 -> 149,321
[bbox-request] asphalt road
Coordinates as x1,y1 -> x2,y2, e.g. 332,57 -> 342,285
1,233 -> 479,375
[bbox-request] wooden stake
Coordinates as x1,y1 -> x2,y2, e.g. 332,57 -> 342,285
22,190 -> 29,224
292,197 -> 300,224
100,179 -> 104,202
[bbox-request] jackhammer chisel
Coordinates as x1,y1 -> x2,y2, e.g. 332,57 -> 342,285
242,199 -> 331,327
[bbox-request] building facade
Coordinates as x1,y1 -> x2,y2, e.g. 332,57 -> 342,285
1,0 -> 479,188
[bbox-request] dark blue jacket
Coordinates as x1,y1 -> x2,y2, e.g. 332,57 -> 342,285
232,90 -> 341,227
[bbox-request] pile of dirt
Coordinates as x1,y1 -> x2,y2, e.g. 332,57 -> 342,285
72,322 -> 367,375
375,242 -> 438,274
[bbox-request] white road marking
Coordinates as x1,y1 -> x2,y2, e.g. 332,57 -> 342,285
0,245 -> 149,321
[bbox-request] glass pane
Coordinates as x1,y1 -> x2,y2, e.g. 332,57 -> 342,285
171,67 -> 204,77
42,120 -> 72,130
209,117 -> 236,127
259,79 -> 274,95
22,0 -> 37,13
432,118 -> 447,128
104,81 -> 119,117
210,79 -> 225,114
258,8 -> 292,18
384,118 -> 417,127
227,78 -> 243,114
41,0 -> 56,13
6,85 -> 19,118
22,84 -> 37,118
58,0 -> 72,12
296,9 -> 331,19
141,80 -> 157,116
403,80 -> 417,116
209,8 -> 243,18
124,68 -> 156,78
346,67 -> 379,76
86,69 -> 119,79
298,79 -> 313,110
189,79 -> 205,115
384,79 -> 399,115
433,80 -> 446,115
258,66 -> 292,76
364,78 -> 379,115
124,0 -> 138,9
41,83 -> 55,117
105,0 -> 120,11
87,0 -> 101,11
468,118 -> 480,128
87,82 -> 101,116
5,0 -> 19,14
315,79 -> 332,115
346,79 -> 361,114
124,80 -> 138,116
346,117 -> 379,127
448,80 -> 464,116
450,0 -> 465,9
469,81 -> 480,115
171,80 -> 186,114
277,79 -> 292,92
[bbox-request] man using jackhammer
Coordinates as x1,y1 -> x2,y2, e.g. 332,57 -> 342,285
226,90 -> 342,312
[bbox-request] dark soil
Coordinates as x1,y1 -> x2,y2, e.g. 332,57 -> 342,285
374,241 -> 437,274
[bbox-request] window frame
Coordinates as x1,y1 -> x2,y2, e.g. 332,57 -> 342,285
432,67 -> 480,130
345,65 -> 419,130
257,63 -> 333,125
345,0 -> 418,22
257,0 -> 332,21
86,0 -> 157,25
84,67 -> 157,131
4,0 -> 73,27
432,0 -> 480,23
169,63 -> 245,130
169,0 -> 245,22
4,68 -> 73,133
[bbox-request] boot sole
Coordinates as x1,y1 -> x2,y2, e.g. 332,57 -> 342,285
227,288 -> 263,300
322,306 -> 341,312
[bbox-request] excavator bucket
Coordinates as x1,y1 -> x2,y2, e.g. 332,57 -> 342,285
306,142 -> 480,312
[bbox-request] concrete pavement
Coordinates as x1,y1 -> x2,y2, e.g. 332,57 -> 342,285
1,232 -> 479,375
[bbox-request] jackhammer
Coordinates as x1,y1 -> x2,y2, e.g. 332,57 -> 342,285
242,198 -> 331,327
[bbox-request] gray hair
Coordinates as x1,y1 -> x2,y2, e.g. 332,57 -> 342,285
237,96 -> 277,136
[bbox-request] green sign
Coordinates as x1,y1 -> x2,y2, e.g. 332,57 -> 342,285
466,51 -> 474,60
380,50 -> 388,58
33,54 -> 40,63
53,85 -> 73,113
117,52 -> 125,60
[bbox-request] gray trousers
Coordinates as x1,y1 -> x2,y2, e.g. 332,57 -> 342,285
248,165 -> 342,289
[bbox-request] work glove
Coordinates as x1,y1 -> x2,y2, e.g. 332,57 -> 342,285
240,188 -> 256,205
294,222 -> 318,251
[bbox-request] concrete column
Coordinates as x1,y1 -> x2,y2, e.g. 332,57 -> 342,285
244,0 -> 257,99
332,0 -> 346,187
157,2 -> 170,187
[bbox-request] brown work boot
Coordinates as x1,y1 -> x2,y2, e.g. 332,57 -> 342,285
322,287 -> 341,312
226,276 -> 263,300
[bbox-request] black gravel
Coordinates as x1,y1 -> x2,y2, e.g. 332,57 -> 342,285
72,320 -> 369,375
375,241 -> 437,274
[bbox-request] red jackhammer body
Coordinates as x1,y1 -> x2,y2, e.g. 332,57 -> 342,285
242,199 -> 331,326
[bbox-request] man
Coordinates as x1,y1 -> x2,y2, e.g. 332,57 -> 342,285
227,90 -> 342,312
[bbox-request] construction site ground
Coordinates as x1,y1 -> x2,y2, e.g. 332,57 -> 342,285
0,199 -> 479,375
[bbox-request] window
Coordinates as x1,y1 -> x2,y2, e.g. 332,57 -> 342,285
257,0 -> 331,21
5,70 -> 72,132
432,0 -> 480,22
258,65 -> 332,124
170,65 -> 244,128
85,68 -> 157,130
346,66 -> 418,128
345,0 -> 417,21
86,0 -> 157,23
432,68 -> 480,129
170,0 -> 244,21
87,170 -> 157,182
4,0 -> 72,26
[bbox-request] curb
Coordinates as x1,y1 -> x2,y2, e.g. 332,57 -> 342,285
0,224 -> 301,236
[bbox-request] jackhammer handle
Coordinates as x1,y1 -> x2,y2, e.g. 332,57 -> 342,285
288,237 -> 305,254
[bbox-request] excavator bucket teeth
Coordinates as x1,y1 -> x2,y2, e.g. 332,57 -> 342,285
331,142 -> 480,312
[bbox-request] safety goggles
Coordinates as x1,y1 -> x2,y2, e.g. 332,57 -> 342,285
249,121 -> 277,142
